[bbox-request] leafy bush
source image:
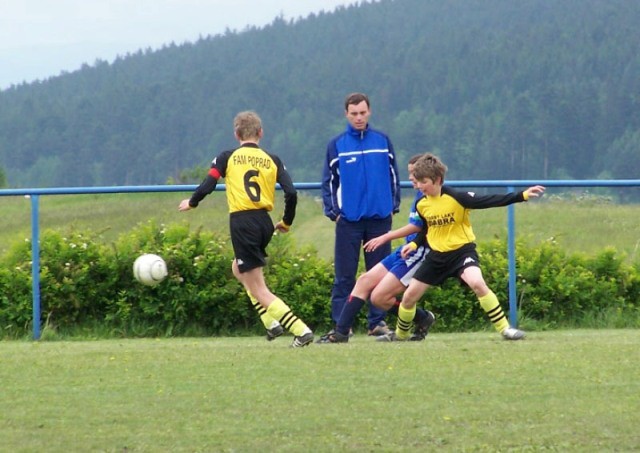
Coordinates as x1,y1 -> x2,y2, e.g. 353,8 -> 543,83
263,234 -> 334,331
102,222 -> 249,336
0,264 -> 32,335
508,241 -> 640,326
1,222 -> 638,339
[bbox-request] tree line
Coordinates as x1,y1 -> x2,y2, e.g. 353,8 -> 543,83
0,0 -> 639,200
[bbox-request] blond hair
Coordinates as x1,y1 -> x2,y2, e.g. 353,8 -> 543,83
234,111 -> 262,141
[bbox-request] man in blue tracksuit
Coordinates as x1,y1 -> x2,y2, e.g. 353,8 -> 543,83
320,92 -> 401,339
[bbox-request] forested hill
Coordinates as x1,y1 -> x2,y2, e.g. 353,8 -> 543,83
1,0 -> 639,189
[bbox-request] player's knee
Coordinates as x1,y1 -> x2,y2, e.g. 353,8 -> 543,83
402,286 -> 425,308
369,291 -> 388,309
354,273 -> 376,293
467,280 -> 489,296
232,265 -> 242,280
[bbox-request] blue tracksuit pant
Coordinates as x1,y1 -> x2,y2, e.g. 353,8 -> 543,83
331,215 -> 392,330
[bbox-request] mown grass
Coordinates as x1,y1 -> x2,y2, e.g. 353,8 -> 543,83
1,190 -> 639,263
1,330 -> 639,452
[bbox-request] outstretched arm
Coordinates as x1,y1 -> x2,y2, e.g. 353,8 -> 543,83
178,154 -> 228,211
446,184 -> 544,210
364,223 -> 421,252
523,185 -> 545,200
178,173 -> 219,211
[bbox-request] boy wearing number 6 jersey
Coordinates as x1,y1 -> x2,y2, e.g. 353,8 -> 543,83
179,111 -> 314,348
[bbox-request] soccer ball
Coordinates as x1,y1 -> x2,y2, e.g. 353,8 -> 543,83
133,253 -> 168,286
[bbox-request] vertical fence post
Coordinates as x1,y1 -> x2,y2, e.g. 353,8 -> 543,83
30,195 -> 41,340
507,187 -> 517,327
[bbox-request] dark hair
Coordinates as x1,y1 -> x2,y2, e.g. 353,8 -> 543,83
344,92 -> 370,110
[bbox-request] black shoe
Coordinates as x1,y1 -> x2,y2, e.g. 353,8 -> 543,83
410,310 -> 436,341
291,331 -> 314,348
368,321 -> 391,336
316,330 -> 349,344
376,331 -> 402,342
266,324 -> 284,341
316,329 -> 334,343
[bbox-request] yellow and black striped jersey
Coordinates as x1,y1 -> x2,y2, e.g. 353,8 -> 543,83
189,143 -> 297,225
413,186 -> 526,252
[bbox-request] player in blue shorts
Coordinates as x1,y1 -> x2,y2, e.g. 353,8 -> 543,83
317,155 -> 436,343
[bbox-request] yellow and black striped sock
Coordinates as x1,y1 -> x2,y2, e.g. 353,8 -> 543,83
247,291 -> 280,329
478,290 -> 510,333
266,298 -> 310,337
397,304 -> 416,340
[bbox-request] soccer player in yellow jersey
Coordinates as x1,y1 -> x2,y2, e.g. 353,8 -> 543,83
178,111 -> 314,347
380,153 -> 545,341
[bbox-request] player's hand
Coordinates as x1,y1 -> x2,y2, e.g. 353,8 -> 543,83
525,185 -> 545,199
400,243 -> 417,259
364,234 -> 388,252
275,221 -> 290,233
178,199 -> 193,211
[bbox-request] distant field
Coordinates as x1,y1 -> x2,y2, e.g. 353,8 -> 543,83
1,190 -> 639,263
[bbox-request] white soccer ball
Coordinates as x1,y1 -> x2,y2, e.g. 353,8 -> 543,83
133,253 -> 168,286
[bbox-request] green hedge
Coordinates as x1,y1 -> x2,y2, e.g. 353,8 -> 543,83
1,222 -> 639,339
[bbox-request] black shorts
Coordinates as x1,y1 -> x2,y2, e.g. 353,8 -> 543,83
229,209 -> 274,273
412,243 -> 480,286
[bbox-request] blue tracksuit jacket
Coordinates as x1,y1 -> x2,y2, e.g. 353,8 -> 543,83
322,123 -> 401,222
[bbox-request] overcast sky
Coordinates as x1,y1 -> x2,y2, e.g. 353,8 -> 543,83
0,0 -> 358,90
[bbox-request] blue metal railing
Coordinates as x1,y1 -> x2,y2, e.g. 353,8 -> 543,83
1,179 -> 639,339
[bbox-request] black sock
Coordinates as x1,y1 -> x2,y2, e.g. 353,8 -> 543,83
336,295 -> 365,335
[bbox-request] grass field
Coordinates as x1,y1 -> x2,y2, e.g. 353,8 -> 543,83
1,190 -> 639,263
1,329 -> 639,452
2,189 -> 638,451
